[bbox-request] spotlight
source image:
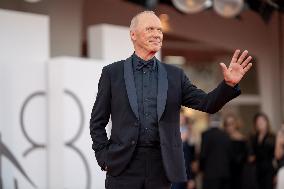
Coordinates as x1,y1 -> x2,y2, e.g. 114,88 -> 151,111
171,0 -> 212,14
24,0 -> 41,3
213,0 -> 244,18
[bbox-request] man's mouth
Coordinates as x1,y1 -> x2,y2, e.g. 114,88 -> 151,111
149,41 -> 161,44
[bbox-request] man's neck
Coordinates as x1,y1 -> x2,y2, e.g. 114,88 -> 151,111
134,50 -> 156,61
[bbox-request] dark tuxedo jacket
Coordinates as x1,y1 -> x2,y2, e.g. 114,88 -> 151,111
90,56 -> 241,182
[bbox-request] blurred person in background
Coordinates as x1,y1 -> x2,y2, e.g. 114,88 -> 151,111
275,121 -> 284,189
248,113 -> 275,189
183,115 -> 198,189
200,114 -> 231,189
172,112 -> 197,189
223,114 -> 247,189
90,10 -> 252,189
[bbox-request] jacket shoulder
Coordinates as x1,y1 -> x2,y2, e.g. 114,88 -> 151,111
161,62 -> 183,72
103,60 -> 125,71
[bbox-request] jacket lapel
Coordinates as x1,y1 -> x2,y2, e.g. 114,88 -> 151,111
156,59 -> 168,122
124,57 -> 139,120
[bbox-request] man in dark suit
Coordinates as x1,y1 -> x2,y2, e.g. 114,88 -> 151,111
90,10 -> 252,189
200,114 -> 232,189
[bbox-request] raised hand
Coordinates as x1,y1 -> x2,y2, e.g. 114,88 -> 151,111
219,49 -> 253,87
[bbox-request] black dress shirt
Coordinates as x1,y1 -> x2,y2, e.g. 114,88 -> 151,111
132,53 -> 160,147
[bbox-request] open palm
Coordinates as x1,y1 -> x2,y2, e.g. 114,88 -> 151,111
220,50 -> 253,87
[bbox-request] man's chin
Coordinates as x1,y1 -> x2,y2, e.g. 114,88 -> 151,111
150,47 -> 161,53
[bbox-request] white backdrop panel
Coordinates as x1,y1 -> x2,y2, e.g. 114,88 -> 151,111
49,57 -> 111,189
0,61 -> 47,189
0,9 -> 49,62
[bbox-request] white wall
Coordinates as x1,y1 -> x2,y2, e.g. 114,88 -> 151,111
47,57 -> 110,189
0,10 -> 137,189
0,9 -> 49,62
0,9 -> 49,189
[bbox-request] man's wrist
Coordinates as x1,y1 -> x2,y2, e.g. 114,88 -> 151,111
223,80 -> 241,92
225,80 -> 236,87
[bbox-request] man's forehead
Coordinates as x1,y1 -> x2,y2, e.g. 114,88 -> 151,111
137,14 -> 161,26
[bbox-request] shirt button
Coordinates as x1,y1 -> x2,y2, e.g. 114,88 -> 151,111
143,71 -> 146,74
131,140 -> 136,145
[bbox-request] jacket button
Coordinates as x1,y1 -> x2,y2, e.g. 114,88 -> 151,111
131,140 -> 136,145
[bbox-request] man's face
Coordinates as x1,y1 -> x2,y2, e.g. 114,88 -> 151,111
131,14 -> 163,54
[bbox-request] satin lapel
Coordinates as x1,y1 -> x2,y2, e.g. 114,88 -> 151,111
124,57 -> 139,120
156,59 -> 168,122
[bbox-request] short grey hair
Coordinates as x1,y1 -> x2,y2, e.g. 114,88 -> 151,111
130,11 -> 156,31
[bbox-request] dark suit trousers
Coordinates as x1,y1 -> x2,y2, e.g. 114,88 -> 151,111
105,146 -> 171,189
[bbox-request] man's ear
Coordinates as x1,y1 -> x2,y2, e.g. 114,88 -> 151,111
130,30 -> 136,41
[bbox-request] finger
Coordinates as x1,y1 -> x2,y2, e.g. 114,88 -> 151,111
219,63 -> 228,74
243,63 -> 252,73
237,50 -> 248,64
230,49 -> 241,64
241,56 -> 252,68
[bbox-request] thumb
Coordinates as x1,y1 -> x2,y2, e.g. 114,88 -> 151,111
219,63 -> 227,75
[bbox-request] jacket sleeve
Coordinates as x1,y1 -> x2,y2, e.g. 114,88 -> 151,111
181,70 -> 241,113
90,66 -> 111,171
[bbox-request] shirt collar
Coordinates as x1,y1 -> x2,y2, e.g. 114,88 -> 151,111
132,52 -> 156,71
